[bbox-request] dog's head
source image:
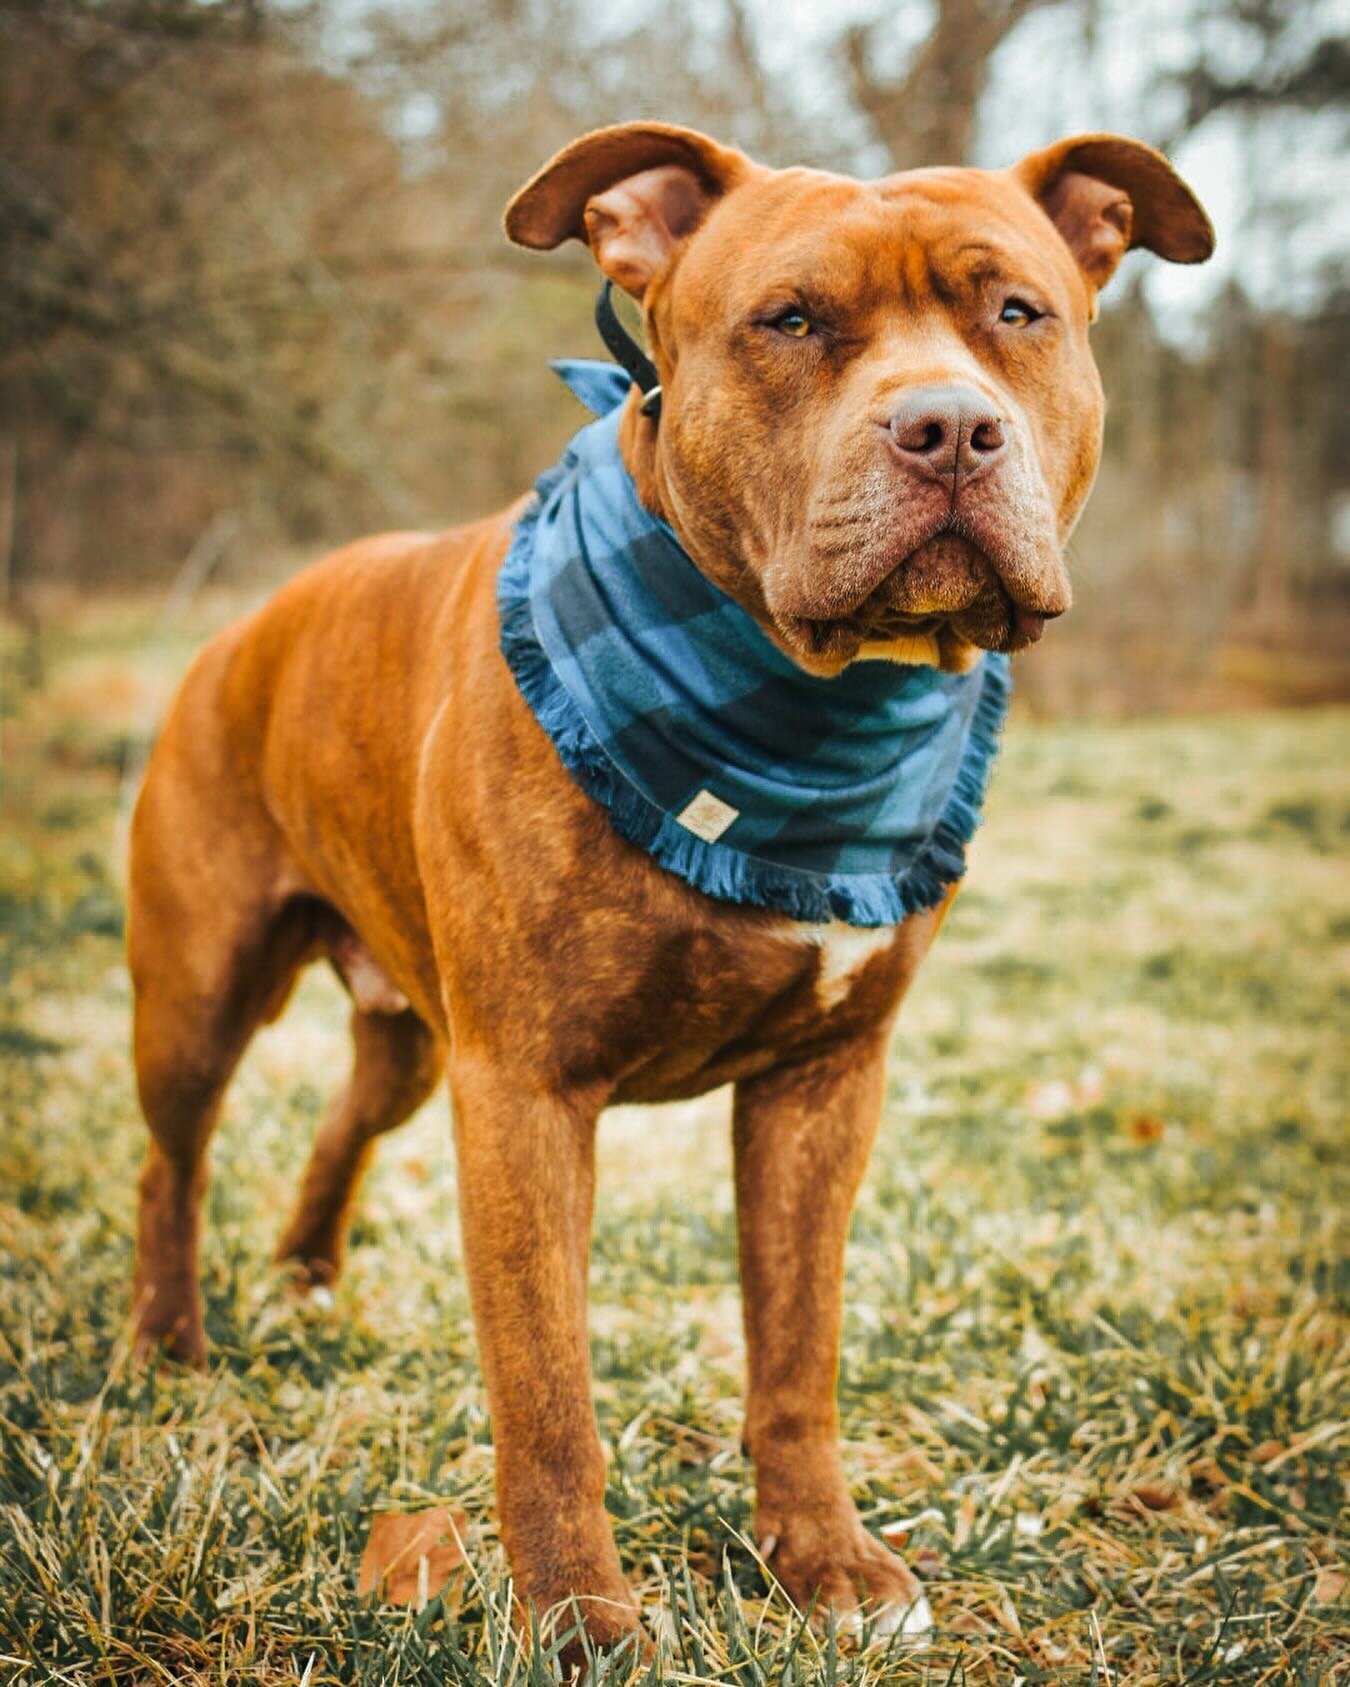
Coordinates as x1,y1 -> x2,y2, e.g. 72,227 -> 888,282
505,124 -> 1213,675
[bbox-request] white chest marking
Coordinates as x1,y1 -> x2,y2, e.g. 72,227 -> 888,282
789,921 -> 897,1010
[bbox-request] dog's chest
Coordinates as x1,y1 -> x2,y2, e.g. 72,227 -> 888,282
785,921 -> 898,1010
606,913 -> 906,1105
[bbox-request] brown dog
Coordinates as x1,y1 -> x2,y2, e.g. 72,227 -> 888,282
128,124 -> 1212,1650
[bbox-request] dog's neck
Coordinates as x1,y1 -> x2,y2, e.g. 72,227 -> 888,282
497,378 -> 1012,928
617,396 -> 662,521
616,393 -> 778,629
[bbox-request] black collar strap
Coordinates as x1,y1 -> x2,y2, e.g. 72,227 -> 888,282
594,280 -> 662,419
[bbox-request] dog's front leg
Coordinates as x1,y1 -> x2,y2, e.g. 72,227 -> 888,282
448,1054 -> 642,1656
734,1034 -> 932,1641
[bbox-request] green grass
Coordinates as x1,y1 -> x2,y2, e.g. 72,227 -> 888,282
1,605 -> 1347,1684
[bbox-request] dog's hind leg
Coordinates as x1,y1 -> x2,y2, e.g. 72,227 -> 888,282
127,705 -> 313,1365
130,870 -> 316,1366
276,1005 -> 443,1288
129,893 -> 311,1365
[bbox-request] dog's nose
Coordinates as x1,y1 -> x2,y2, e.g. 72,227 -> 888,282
888,385 -> 1006,483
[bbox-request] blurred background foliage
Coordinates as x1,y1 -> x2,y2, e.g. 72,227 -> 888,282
1,0 -> 1347,715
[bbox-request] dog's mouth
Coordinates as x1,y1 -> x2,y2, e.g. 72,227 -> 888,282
785,533 -> 1061,672
797,609 -> 948,666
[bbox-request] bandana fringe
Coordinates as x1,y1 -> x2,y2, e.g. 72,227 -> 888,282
497,458 -> 1011,929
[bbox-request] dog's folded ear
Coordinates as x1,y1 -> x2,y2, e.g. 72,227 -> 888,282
1011,134 -> 1215,292
504,122 -> 752,299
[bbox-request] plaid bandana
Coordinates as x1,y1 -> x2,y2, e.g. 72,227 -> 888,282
497,360 -> 1011,927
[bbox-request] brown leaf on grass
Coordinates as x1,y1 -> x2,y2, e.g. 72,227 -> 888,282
1132,1485 -> 1179,1512
1125,1113 -> 1166,1145
911,1546 -> 945,1579
1314,1568 -> 1346,1604
358,1506 -> 468,1606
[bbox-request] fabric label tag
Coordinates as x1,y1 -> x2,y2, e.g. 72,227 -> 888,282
675,789 -> 740,843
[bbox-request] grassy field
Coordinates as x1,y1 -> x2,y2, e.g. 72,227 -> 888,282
1,601 -> 1346,1685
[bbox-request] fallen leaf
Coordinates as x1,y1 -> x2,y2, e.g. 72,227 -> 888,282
1125,1113 -> 1165,1145
358,1506 -> 468,1607
911,1546 -> 945,1579
1314,1568 -> 1346,1604
1132,1485 -> 1179,1512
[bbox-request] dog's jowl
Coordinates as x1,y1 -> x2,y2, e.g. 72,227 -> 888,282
127,123 -> 1212,1653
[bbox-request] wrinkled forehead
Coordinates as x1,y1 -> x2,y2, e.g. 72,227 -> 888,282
673,165 -> 1086,320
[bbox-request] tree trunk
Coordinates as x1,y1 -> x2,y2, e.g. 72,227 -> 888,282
845,0 -> 1058,171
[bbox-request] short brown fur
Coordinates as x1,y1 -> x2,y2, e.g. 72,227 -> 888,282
128,123 -> 1211,1652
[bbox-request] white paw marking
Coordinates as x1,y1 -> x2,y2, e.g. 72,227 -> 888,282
841,1591 -> 934,1647
786,921 -> 896,1010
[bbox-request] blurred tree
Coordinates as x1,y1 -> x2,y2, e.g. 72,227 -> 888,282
1171,0 -> 1350,134
1160,0 -> 1350,665
0,0 -> 1344,712
843,0 -> 1066,169
0,0 -> 443,579
0,0 -> 800,589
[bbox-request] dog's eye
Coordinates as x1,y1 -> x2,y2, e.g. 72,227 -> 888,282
774,310 -> 813,337
999,298 -> 1040,327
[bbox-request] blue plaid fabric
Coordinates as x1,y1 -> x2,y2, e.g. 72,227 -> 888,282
497,360 -> 1011,927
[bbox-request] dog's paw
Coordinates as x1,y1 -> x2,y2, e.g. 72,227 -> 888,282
761,1519 -> 932,1647
132,1278 -> 208,1368
274,1240 -> 342,1294
132,1312 -> 208,1370
524,1589 -> 652,1671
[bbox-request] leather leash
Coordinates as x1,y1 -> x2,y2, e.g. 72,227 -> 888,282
594,280 -> 662,420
